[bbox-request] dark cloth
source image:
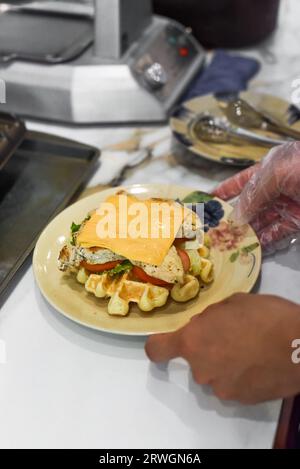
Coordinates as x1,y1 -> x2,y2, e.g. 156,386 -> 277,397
182,50 -> 260,101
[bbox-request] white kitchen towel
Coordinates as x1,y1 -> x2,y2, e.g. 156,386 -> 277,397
88,127 -> 172,186
88,148 -> 150,186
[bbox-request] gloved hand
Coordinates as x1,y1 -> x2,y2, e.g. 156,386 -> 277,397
213,142 -> 300,253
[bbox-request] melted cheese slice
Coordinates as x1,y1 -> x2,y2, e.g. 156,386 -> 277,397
77,192 -> 188,265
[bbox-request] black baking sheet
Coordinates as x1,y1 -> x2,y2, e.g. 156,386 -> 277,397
0,113 -> 26,170
0,130 -> 99,296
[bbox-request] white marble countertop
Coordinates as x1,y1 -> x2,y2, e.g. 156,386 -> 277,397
1,0 -> 300,449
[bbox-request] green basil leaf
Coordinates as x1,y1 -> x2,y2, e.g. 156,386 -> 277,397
108,260 -> 133,276
182,191 -> 213,204
71,222 -> 81,233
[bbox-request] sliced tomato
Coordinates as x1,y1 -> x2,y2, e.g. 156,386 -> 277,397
176,248 -> 190,272
81,260 -> 121,273
132,266 -> 173,288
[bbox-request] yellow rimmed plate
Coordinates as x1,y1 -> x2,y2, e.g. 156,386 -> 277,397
33,184 -> 261,336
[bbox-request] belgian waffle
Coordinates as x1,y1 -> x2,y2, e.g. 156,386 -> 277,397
84,270 -> 170,316
76,268 -> 201,316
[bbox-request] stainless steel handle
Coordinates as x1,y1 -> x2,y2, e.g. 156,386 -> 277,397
232,126 -> 289,146
94,0 -> 152,60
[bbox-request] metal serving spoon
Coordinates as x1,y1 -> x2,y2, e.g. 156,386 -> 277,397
219,98 -> 300,140
190,114 -> 288,147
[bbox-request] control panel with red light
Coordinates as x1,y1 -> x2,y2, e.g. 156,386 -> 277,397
132,20 -> 204,104
179,46 -> 189,57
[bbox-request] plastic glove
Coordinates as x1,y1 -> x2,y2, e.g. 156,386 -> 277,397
213,142 -> 300,253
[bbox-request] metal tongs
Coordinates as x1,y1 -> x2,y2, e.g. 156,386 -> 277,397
219,97 -> 300,140
190,113 -> 288,148
0,113 -> 26,170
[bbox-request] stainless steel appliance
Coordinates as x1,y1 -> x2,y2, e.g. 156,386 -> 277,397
0,1 -> 205,123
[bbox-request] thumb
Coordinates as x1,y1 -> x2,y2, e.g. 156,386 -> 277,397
213,164 -> 259,201
145,330 -> 182,363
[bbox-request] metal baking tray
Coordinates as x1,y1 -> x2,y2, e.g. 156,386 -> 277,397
0,9 -> 93,64
0,113 -> 26,170
0,129 -> 100,296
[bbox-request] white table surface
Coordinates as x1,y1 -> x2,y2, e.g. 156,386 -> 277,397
1,0 -> 300,449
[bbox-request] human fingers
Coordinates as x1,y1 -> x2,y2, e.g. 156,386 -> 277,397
259,216 -> 300,250
231,144 -> 300,224
145,330 -> 182,363
250,195 -> 294,233
251,206 -> 281,233
212,164 -> 259,201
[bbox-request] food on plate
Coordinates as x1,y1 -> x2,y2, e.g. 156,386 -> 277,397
58,190 -> 214,316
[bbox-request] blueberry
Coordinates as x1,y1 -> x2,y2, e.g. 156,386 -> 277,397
205,200 -> 222,211
204,212 -> 212,220
209,220 -> 220,228
204,205 -> 213,215
201,198 -> 224,231
210,218 -> 220,227
214,208 -> 225,218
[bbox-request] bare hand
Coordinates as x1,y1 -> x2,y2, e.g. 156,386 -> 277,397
145,293 -> 300,404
